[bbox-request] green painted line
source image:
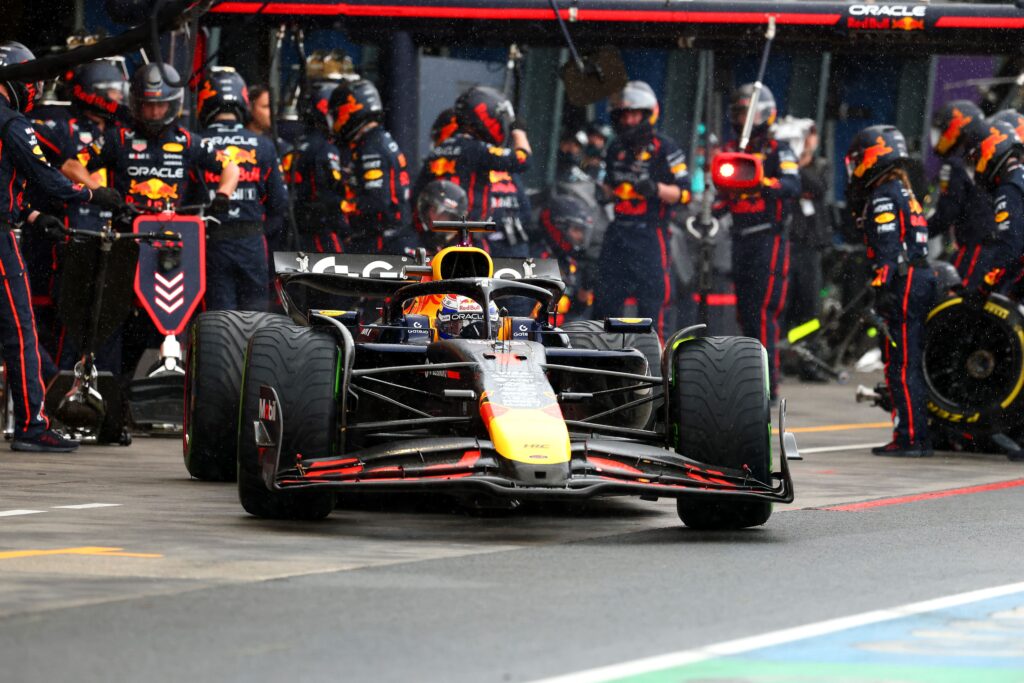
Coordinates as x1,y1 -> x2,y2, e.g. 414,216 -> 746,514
611,659 -> 1024,683
787,318 -> 821,344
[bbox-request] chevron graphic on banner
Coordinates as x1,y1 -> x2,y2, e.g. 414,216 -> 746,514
154,271 -> 185,314
155,272 -> 184,288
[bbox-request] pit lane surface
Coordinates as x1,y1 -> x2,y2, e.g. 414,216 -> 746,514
1,374 -> 1022,682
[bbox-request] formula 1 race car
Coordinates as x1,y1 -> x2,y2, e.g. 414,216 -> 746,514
184,227 -> 797,530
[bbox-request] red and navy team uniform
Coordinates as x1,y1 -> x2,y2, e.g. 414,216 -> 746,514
983,162 -> 1024,298
87,123 -> 222,210
412,132 -> 531,242
197,121 -> 288,311
717,138 -> 800,398
341,126 -> 416,254
930,156 -> 995,285
591,133 -> 690,339
483,172 -> 531,258
290,130 -> 346,253
863,179 -> 935,450
0,99 -> 91,438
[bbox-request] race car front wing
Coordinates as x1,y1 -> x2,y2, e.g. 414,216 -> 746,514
254,385 -> 796,504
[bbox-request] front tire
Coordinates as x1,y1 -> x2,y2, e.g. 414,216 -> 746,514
184,310 -> 289,481
237,324 -> 338,520
671,336 -> 773,530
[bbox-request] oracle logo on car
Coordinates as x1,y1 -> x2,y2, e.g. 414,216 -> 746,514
848,4 -> 925,17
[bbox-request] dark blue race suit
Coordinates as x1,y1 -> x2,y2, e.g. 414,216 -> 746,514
716,138 -> 800,398
340,126 -> 417,254
412,132 -> 531,247
289,130 -> 346,253
980,163 -> 1024,299
0,99 -> 92,438
197,121 -> 288,312
929,157 -> 995,285
32,114 -> 122,373
591,132 -> 691,340
483,172 -> 531,259
862,178 -> 935,450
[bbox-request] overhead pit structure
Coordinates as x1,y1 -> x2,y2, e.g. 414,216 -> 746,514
208,0 -> 1024,54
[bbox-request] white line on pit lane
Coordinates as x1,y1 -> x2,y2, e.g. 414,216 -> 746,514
0,510 -> 45,517
529,580 -> 1024,683
799,442 -> 886,455
52,503 -> 122,510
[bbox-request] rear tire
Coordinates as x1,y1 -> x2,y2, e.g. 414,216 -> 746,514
671,336 -> 773,530
237,324 -> 337,520
184,310 -> 289,481
562,320 -> 662,427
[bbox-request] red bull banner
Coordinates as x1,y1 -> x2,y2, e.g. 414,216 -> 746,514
133,215 -> 206,336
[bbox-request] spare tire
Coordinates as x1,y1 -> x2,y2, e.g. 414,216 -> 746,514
184,310 -> 289,481
561,319 -> 662,428
924,293 -> 1024,436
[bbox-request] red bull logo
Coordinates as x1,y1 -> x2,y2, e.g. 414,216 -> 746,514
333,94 -> 364,131
216,145 -> 258,167
429,157 -> 457,176
130,178 -> 179,201
613,183 -> 642,201
891,17 -> 924,30
854,137 -> 894,178
978,127 -> 1009,173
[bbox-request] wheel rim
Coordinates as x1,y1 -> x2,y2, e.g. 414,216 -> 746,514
925,305 -> 1021,411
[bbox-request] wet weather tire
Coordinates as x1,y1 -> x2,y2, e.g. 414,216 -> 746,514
237,324 -> 337,520
184,310 -> 290,481
671,336 -> 773,530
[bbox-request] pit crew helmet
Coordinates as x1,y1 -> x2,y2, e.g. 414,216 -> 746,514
845,125 -> 910,191
931,100 -> 984,158
0,42 -> 41,113
196,66 -> 250,128
328,79 -> 383,142
299,80 -> 340,131
431,107 -> 459,146
417,179 -> 467,228
730,83 -> 777,139
540,195 -> 594,258
129,62 -> 183,137
990,109 -> 1024,146
610,80 -> 658,144
455,85 -> 514,145
435,294 -> 499,340
69,57 -> 127,120
963,119 -> 1024,188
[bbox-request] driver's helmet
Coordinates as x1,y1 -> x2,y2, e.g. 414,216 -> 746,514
435,294 -> 499,340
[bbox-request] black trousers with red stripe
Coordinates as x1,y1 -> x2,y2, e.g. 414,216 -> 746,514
879,267 -> 936,448
732,232 -> 789,398
0,231 -> 50,438
592,223 -> 674,339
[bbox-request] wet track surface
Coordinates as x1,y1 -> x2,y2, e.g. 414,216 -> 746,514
1,373 -> 1023,682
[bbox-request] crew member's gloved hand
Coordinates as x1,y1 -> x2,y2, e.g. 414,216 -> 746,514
209,192 -> 231,215
34,214 -> 66,239
89,186 -> 125,212
635,176 -> 659,200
